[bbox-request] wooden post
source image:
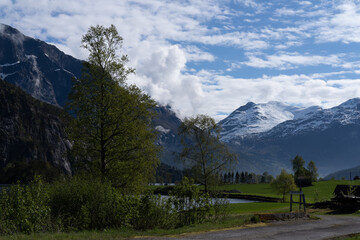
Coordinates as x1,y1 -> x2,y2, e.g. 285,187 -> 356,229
289,191 -> 306,212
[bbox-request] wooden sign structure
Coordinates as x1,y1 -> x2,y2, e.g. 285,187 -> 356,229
289,191 -> 306,212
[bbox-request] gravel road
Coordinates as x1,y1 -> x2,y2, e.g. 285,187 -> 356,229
140,215 -> 360,240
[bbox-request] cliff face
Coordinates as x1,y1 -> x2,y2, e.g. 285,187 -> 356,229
0,23 -> 82,107
0,79 -> 71,182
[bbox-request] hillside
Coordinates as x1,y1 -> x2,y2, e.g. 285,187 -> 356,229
0,79 -> 71,183
325,165 -> 360,180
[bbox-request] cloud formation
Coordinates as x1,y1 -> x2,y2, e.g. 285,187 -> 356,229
2,0 -> 360,120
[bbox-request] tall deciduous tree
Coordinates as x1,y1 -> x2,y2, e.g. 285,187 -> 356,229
179,114 -> 235,192
270,169 -> 296,202
307,160 -> 318,182
291,155 -> 306,178
66,25 -> 159,193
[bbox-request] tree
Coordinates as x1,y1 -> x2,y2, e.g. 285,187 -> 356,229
307,160 -> 318,182
66,25 -> 159,192
235,171 -> 240,184
261,172 -> 269,183
179,114 -> 235,192
291,155 -> 306,178
240,171 -> 245,183
270,169 -> 296,202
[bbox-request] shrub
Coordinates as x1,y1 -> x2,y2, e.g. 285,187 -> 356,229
0,176 -> 50,234
132,193 -> 175,230
48,176 -> 136,230
0,176 -> 230,234
170,177 -> 214,227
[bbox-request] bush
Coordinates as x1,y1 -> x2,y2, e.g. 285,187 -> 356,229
0,176 -> 50,234
0,176 -> 230,235
132,193 -> 175,230
250,215 -> 261,223
170,177 -> 219,227
48,176 -> 137,230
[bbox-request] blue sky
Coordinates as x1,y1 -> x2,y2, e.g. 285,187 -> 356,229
2,0 -> 360,120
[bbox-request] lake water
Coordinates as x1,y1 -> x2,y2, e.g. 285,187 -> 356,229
159,195 -> 256,204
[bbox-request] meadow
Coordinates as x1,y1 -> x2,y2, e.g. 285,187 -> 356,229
1,180 -> 359,240
214,179 -> 360,203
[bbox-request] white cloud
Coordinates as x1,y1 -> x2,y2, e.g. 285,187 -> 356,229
310,1 -> 360,43
2,0 -> 360,121
299,1 -> 312,6
275,8 -> 305,16
234,52 -> 342,70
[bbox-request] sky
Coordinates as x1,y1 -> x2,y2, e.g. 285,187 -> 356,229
2,0 -> 360,120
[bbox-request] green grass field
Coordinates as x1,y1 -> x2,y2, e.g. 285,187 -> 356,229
215,180 -> 360,203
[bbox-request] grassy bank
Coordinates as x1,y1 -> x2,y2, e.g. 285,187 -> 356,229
213,180 -> 360,203
0,215 -> 259,240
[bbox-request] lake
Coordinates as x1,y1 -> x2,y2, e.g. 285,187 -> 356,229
159,195 -> 257,204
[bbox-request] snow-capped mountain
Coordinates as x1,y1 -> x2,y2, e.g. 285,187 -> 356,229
219,101 -> 320,142
263,98 -> 360,138
0,23 -> 83,106
224,98 -> 360,176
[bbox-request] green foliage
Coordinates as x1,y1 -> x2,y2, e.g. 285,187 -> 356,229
170,177 -> 229,226
291,155 -> 306,178
307,160 -> 318,182
0,160 -> 62,184
291,155 -> 318,187
270,169 -> 296,202
132,193 -> 175,230
48,176 -> 139,230
179,115 -> 235,192
0,176 -> 50,234
250,215 -> 261,223
66,25 -> 159,192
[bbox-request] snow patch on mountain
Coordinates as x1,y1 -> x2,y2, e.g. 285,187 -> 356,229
0,72 -> 16,79
155,125 -> 171,134
219,101 -> 320,142
0,61 -> 20,67
263,98 -> 360,138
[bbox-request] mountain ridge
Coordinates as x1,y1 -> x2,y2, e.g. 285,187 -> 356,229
219,100 -> 321,142
0,23 -> 83,107
221,98 -> 360,176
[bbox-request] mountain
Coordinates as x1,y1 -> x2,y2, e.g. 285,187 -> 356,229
0,23 -> 83,107
222,99 -> 360,176
219,101 -> 320,142
0,24 -> 185,174
324,165 -> 360,180
0,79 -> 71,183
152,105 -> 184,169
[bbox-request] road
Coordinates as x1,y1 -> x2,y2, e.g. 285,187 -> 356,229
140,215 -> 360,240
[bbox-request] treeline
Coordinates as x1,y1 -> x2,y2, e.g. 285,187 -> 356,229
155,163 -> 184,183
221,171 -> 274,184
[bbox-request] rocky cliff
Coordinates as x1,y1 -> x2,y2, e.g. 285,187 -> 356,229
0,79 -> 71,183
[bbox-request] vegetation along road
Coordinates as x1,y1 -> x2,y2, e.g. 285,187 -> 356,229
141,215 -> 360,240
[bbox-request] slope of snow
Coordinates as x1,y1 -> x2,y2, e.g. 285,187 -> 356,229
219,101 -> 320,142
0,61 -> 20,67
263,98 -> 360,138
